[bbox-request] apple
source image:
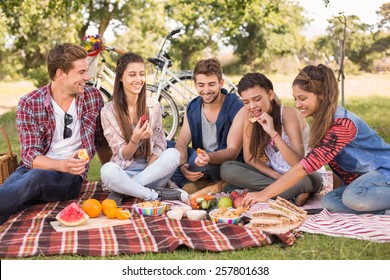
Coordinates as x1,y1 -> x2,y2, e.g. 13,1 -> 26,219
140,113 -> 148,125
229,191 -> 239,200
233,196 -> 244,208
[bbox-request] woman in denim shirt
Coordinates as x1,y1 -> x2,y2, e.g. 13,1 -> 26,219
242,64 -> 390,215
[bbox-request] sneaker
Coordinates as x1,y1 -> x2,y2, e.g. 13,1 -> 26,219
107,190 -> 128,206
156,188 -> 189,202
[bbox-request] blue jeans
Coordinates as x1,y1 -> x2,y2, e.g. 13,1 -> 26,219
0,166 -> 83,225
168,140 -> 221,188
322,170 -> 390,214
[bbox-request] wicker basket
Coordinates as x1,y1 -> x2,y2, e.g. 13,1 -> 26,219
0,126 -> 18,185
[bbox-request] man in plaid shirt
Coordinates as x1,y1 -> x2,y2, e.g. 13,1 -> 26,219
0,43 -> 111,225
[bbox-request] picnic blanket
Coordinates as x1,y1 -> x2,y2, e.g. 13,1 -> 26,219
299,209 -> 390,243
0,181 -> 297,258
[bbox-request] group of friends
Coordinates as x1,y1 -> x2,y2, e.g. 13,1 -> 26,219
0,42 -> 389,226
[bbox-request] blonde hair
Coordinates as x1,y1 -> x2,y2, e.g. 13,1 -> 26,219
292,64 -> 339,148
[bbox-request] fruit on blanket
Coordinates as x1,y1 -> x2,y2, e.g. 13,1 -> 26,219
233,196 -> 244,208
218,197 -> 233,208
78,149 -> 89,161
116,208 -> 131,220
102,198 -> 117,214
82,198 -> 102,218
56,202 -> 89,226
104,208 -> 118,219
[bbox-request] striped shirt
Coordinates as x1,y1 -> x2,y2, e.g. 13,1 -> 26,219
16,83 -> 105,178
300,118 -> 359,184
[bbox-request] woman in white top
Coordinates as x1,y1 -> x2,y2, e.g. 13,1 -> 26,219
220,73 -> 322,206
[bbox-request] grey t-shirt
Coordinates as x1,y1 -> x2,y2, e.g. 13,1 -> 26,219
201,107 -> 218,152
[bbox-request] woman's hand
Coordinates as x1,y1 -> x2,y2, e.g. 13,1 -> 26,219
258,112 -> 276,137
132,118 -> 153,143
242,191 -> 270,208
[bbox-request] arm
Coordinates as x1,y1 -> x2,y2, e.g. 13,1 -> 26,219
32,151 -> 88,175
175,112 -> 204,181
242,163 -> 308,206
208,107 -> 245,164
243,115 -> 281,179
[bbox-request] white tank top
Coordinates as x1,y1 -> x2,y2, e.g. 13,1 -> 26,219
264,106 -> 310,174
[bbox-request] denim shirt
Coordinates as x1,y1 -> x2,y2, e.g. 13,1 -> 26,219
332,106 -> 390,184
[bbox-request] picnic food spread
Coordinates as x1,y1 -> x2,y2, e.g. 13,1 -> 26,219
247,196 -> 307,234
56,202 -> 89,226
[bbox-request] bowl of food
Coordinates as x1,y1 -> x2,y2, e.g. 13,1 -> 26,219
209,206 -> 245,225
186,209 -> 207,221
133,200 -> 167,216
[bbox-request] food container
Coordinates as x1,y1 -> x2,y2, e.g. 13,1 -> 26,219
170,204 -> 192,217
186,210 -> 207,221
166,210 -> 183,220
133,202 -> 167,216
209,209 -> 242,225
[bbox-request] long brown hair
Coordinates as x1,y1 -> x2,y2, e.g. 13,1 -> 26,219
292,64 -> 339,148
113,52 -> 150,157
237,72 -> 282,162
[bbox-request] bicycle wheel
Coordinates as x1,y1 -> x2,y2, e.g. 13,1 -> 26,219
146,85 -> 179,141
87,81 -> 112,102
164,70 -> 196,108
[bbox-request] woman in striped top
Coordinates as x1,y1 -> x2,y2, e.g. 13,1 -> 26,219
242,64 -> 390,214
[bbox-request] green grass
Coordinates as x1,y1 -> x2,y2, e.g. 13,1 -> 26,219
1,97 -> 390,260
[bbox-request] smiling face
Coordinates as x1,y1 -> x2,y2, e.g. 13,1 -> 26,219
121,62 -> 145,96
194,74 -> 224,104
240,86 -> 274,118
61,58 -> 89,95
293,85 -> 321,118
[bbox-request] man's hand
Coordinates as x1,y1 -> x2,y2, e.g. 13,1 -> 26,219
64,150 -> 89,175
194,148 -> 210,167
180,163 -> 204,181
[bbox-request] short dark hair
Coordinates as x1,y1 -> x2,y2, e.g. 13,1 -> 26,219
47,43 -> 87,80
193,58 -> 223,82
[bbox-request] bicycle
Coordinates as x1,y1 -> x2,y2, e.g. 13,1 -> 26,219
86,29 -> 237,140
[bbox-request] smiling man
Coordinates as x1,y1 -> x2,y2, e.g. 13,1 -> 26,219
170,58 -> 245,194
0,43 -> 110,225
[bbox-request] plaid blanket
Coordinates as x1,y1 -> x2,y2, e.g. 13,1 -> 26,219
299,209 -> 390,243
0,182 -> 297,258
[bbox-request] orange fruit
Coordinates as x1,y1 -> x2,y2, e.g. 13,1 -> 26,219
116,208 -> 131,220
101,198 -> 117,213
82,198 -> 102,218
196,148 -> 202,155
104,208 -> 117,219
78,149 -> 90,161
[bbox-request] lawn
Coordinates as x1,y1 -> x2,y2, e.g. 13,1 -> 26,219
1,96 -> 390,260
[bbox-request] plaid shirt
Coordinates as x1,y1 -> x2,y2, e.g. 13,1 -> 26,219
16,83 -> 105,178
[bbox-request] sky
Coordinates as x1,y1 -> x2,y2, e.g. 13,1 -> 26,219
298,0 -> 388,38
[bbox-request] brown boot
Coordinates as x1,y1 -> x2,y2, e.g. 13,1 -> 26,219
191,180 -> 228,198
182,180 -> 209,194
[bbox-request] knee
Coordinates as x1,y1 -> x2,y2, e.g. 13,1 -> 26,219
164,148 -> 180,164
321,191 -> 337,211
220,161 -> 236,182
100,162 -> 121,184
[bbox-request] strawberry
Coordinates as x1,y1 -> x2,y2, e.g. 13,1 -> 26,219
140,113 -> 148,125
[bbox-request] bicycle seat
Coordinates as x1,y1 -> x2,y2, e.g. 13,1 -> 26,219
147,58 -> 173,68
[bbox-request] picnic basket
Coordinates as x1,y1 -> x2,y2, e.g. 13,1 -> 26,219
0,126 -> 18,185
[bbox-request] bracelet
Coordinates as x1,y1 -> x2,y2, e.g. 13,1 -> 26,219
130,137 -> 139,146
270,132 -> 278,146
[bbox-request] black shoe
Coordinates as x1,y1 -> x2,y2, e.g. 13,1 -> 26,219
156,188 -> 189,202
107,190 -> 127,206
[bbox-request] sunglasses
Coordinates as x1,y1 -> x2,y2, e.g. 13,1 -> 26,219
63,113 -> 73,139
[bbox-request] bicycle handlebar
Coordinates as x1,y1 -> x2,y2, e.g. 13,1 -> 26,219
104,46 -> 127,55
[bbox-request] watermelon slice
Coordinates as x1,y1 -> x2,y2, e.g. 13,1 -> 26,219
56,202 -> 89,227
